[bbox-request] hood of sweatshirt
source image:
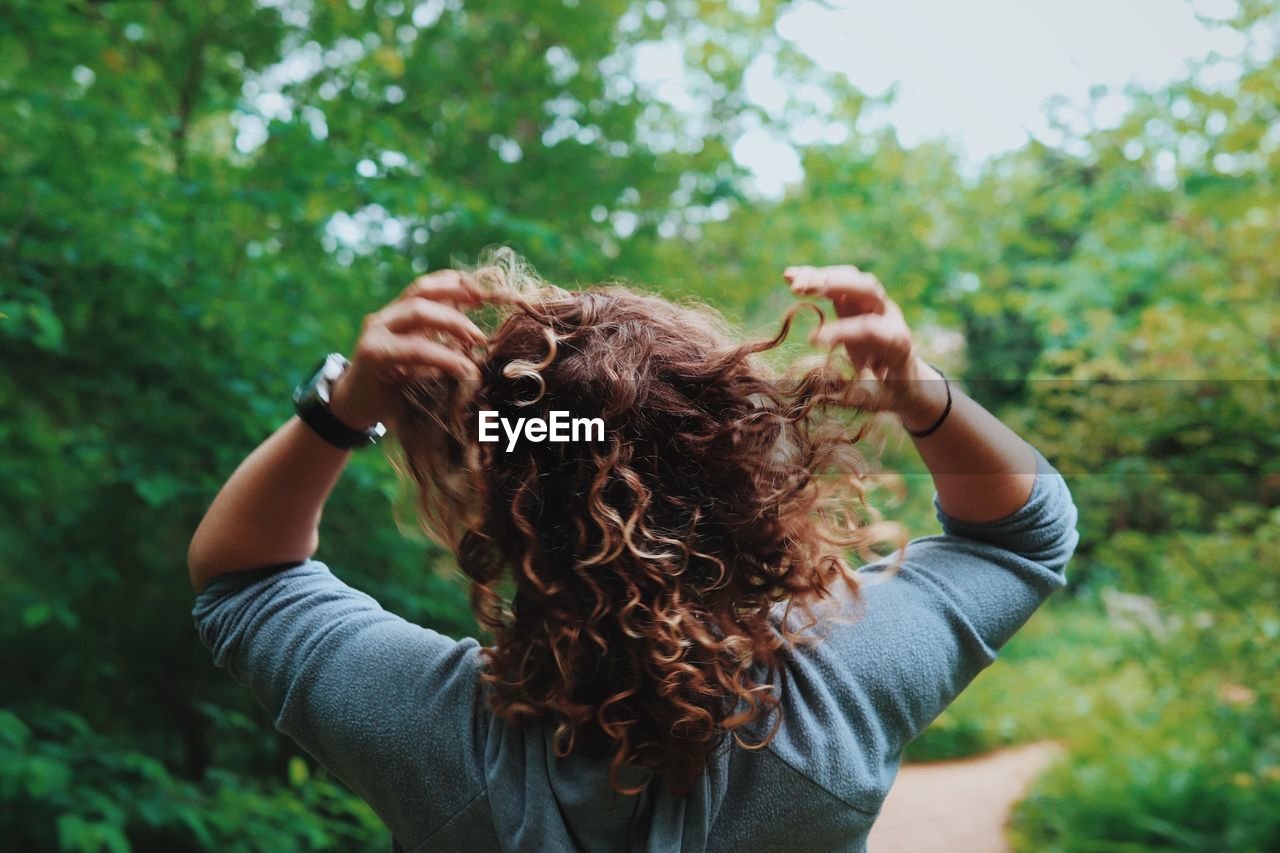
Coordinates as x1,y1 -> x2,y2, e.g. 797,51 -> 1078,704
482,716 -> 731,852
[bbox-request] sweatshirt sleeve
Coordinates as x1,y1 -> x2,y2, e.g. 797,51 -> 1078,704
192,560 -> 487,848
769,449 -> 1078,809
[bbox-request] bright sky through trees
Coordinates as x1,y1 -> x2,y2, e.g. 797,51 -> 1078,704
719,0 -> 1259,195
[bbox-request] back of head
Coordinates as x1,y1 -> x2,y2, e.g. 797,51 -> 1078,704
393,251 -> 885,795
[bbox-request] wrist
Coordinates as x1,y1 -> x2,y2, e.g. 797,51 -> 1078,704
293,354 -> 387,450
893,358 -> 950,433
327,372 -> 382,433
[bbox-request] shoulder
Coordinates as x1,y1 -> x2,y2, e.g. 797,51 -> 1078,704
752,604 -> 906,816
193,560 -> 494,846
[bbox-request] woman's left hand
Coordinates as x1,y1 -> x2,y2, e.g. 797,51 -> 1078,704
786,263 -> 946,429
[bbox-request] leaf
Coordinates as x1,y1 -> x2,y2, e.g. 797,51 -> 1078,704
133,476 -> 182,508
22,602 -> 52,629
288,755 -> 310,787
373,46 -> 405,77
23,755 -> 72,798
25,304 -> 64,351
0,710 -> 32,748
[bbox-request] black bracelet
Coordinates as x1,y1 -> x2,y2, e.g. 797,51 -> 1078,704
905,364 -> 952,438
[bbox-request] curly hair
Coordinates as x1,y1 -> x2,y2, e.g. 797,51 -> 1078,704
391,250 -> 900,796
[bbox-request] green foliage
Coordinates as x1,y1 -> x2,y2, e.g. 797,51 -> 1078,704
1011,685 -> 1280,852
0,708 -> 386,850
3,0 -> 1277,849
1007,507 -> 1280,851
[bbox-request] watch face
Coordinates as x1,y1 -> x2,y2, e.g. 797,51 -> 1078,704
317,353 -> 349,403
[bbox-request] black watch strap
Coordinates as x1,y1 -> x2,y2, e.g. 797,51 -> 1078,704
295,391 -> 383,450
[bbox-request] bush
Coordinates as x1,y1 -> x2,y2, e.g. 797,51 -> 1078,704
0,709 -> 386,851
1011,689 -> 1280,851
1006,510 -> 1280,851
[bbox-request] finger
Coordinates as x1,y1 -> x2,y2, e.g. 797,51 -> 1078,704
786,265 -> 886,316
783,265 -> 825,292
812,314 -> 911,369
812,313 -> 905,347
358,328 -> 481,381
375,297 -> 486,345
397,269 -> 483,305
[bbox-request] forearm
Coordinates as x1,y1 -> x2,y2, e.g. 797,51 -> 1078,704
896,359 -> 1038,524
186,271 -> 486,594
188,417 -> 350,593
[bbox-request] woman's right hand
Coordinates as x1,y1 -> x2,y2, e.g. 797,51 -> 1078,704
328,270 -> 489,431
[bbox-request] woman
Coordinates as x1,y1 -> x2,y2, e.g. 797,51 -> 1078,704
189,256 -> 1077,852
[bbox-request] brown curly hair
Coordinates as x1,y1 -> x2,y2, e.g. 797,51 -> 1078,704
392,251 -> 899,796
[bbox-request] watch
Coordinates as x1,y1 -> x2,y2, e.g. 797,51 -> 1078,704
293,353 -> 387,450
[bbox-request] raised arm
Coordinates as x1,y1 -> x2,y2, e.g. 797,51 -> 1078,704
186,271 -> 485,592
778,264 -> 1077,777
787,264 -> 1037,519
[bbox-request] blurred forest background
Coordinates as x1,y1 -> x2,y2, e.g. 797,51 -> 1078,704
2,0 -> 1277,850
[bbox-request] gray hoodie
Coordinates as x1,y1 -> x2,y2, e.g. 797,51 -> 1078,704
194,450 -> 1077,852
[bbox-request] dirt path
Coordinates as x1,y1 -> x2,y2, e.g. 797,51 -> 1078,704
867,741 -> 1063,853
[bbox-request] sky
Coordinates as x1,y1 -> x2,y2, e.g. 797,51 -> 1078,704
722,0 -> 1257,195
